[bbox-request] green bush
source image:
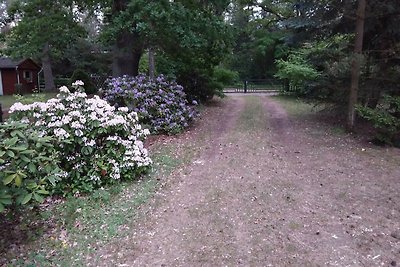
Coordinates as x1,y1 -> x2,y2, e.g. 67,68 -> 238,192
0,122 -> 62,212
70,69 -> 96,94
213,66 -> 239,86
356,95 -> 400,146
14,93 -> 47,105
9,84 -> 152,194
54,77 -> 70,88
275,53 -> 321,96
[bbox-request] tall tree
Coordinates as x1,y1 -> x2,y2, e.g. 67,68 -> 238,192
5,0 -> 85,91
347,0 -> 367,130
103,0 -> 232,99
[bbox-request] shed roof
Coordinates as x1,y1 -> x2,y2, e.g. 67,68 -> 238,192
0,57 -> 40,69
0,57 -> 23,68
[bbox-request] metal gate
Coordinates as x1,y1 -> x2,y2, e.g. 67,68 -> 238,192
224,79 -> 283,93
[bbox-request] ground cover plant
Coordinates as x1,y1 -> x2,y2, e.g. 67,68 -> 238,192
7,81 -> 152,196
103,75 -> 197,134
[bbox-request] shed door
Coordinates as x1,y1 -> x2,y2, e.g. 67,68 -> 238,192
0,70 -> 3,96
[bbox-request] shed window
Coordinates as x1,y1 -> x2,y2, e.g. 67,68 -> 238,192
23,71 -> 32,82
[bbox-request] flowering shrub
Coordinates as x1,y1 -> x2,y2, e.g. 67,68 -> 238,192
102,75 -> 197,134
9,81 -> 152,194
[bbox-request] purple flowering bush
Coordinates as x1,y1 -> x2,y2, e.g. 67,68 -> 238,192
102,75 -> 197,134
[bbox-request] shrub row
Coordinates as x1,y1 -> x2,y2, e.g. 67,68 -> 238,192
1,81 -> 152,211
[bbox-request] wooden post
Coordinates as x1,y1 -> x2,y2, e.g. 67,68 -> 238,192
244,80 -> 247,93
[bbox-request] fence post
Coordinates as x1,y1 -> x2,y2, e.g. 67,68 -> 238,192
244,80 -> 247,93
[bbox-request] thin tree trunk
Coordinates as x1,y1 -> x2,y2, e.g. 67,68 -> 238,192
148,47 -> 155,80
42,42 -> 55,91
347,0 -> 367,131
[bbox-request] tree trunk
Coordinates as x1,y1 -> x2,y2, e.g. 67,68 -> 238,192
112,32 -> 136,77
347,0 -> 367,131
148,47 -> 155,80
42,42 -> 55,91
112,0 -> 143,77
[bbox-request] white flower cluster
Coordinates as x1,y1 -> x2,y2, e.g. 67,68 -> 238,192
72,80 -> 84,87
9,84 -> 152,188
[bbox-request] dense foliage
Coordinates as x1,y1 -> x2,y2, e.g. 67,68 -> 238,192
3,0 -> 86,90
103,75 -> 197,134
1,0 -> 399,143
70,69 -> 97,94
9,82 -> 152,195
0,122 -> 62,212
103,0 -> 232,101
357,95 -> 400,146
275,52 -> 321,95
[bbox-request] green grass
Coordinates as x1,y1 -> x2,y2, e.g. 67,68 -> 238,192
3,140 -> 197,266
272,95 -> 319,117
238,96 -> 267,131
0,93 -> 57,109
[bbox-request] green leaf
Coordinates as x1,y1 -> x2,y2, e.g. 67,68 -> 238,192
0,202 -> 4,212
26,181 -> 38,190
15,174 -> 22,187
33,193 -> 44,203
21,193 -> 32,205
6,150 -> 15,158
14,130 -> 25,139
3,174 -> 16,185
21,155 -> 31,163
28,163 -> 36,172
48,176 -> 56,186
11,145 -> 29,151
0,197 -> 12,205
20,150 -> 35,155
6,137 -> 18,146
36,189 -> 49,195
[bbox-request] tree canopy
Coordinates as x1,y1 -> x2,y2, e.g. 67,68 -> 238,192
0,0 -> 398,137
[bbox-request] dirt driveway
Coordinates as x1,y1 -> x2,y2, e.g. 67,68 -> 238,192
91,95 -> 400,266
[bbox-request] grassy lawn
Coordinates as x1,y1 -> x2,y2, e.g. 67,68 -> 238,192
272,95 -> 320,117
0,137 -> 197,266
0,93 -> 58,109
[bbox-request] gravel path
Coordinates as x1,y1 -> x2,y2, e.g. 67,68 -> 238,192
92,95 -> 400,266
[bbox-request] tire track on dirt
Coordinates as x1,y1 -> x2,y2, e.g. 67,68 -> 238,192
261,96 -> 400,266
90,95 -> 400,266
90,97 -> 249,266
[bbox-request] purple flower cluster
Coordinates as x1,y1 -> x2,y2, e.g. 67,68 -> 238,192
103,75 -> 197,134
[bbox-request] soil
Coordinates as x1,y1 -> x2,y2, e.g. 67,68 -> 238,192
91,94 -> 400,266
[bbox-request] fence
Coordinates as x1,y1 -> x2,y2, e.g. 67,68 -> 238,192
224,79 -> 283,93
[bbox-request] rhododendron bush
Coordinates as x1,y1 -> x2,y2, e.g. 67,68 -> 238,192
102,75 -> 197,134
9,82 -> 152,194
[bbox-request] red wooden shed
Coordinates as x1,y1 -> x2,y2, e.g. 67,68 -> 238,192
0,57 -> 41,95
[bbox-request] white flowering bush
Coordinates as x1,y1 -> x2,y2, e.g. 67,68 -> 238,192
9,81 -> 152,194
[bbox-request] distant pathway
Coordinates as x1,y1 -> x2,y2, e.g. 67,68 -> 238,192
92,95 -> 400,266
